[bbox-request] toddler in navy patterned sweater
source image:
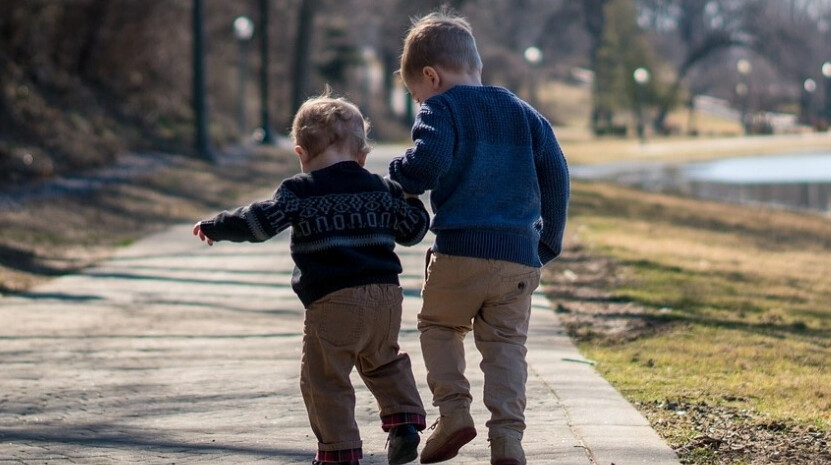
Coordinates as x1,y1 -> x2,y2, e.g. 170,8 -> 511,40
194,92 -> 428,465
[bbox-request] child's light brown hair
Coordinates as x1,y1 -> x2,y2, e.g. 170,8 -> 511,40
290,91 -> 371,159
399,9 -> 482,84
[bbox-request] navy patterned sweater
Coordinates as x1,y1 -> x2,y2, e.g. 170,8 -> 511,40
389,85 -> 569,267
199,161 -> 430,307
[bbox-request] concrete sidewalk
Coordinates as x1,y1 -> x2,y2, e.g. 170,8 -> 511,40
0,148 -> 680,464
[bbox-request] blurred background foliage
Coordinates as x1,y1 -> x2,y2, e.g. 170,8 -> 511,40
1,0 -> 830,182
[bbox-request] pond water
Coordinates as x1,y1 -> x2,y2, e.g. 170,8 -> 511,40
685,154 -> 831,184
570,152 -> 831,214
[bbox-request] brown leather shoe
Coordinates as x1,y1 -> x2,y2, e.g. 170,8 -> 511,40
419,410 -> 477,463
489,433 -> 526,465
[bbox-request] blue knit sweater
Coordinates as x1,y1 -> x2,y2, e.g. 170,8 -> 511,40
389,85 -> 569,267
199,161 -> 430,307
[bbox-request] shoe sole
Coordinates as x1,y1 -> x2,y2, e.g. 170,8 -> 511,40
388,434 -> 420,465
492,460 -> 523,465
420,427 -> 477,464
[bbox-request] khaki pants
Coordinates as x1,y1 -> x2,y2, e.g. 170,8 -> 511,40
301,283 -> 426,455
419,251 -> 540,436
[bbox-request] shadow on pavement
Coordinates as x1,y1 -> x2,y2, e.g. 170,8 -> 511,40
0,426 -> 307,459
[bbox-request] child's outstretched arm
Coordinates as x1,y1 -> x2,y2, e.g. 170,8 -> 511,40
193,184 -> 296,244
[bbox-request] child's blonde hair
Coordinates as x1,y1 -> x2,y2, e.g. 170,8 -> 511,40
399,9 -> 482,84
290,90 -> 371,159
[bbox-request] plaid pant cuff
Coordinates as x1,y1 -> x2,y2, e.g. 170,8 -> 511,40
316,447 -> 362,463
381,412 -> 427,432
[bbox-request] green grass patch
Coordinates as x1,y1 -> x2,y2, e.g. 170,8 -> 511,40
553,181 -> 831,462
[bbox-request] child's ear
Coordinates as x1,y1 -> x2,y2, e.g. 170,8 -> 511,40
295,145 -> 308,162
355,152 -> 368,167
423,66 -> 441,89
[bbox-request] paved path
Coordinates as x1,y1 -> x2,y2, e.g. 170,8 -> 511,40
0,147 -> 680,464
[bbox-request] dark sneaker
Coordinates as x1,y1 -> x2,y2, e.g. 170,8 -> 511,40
388,424 -> 420,465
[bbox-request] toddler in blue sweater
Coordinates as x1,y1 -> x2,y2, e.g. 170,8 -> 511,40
388,10 -> 570,465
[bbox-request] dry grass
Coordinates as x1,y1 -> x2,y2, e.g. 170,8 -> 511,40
0,147 -> 297,293
540,81 -> 831,166
547,181 -> 831,463
540,80 -> 746,138
560,131 -> 831,165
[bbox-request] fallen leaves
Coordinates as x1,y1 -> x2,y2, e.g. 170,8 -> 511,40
640,399 -> 831,465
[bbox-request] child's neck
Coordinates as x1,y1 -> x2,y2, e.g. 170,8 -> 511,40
441,69 -> 482,90
434,66 -> 482,95
301,146 -> 364,173
454,74 -> 483,87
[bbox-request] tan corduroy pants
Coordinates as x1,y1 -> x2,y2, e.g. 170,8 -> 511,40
301,284 -> 426,453
418,251 -> 540,436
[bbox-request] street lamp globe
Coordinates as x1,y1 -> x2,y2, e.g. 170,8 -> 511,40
233,16 -> 255,41
822,62 -> 831,79
633,67 -> 650,85
804,78 -> 817,93
737,59 -> 752,76
523,46 -> 542,66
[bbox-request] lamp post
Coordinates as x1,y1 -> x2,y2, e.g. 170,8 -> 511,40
257,0 -> 274,144
822,62 -> 831,125
233,16 -> 254,140
524,46 -> 542,108
361,47 -> 375,120
192,0 -> 213,160
633,67 -> 650,143
803,78 -> 817,127
736,59 -> 752,134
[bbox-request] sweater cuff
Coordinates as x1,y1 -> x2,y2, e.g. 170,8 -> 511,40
538,242 -> 560,265
199,220 -> 217,239
389,160 -> 427,195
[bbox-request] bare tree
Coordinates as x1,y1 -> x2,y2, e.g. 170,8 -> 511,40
635,0 -> 831,128
748,0 -> 828,81
636,0 -> 760,130
290,0 -> 320,118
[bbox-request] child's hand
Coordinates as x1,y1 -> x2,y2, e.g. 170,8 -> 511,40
192,222 -> 214,246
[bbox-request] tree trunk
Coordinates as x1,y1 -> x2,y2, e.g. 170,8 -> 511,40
76,0 -> 109,81
582,0 -> 609,133
291,0 -> 319,118
653,32 -> 748,131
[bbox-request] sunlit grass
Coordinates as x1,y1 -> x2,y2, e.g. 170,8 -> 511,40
541,80 -> 744,139
564,181 -> 831,430
560,132 -> 831,165
541,81 -> 831,166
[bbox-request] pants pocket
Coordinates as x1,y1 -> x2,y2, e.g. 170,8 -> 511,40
498,268 -> 541,302
311,297 -> 364,348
